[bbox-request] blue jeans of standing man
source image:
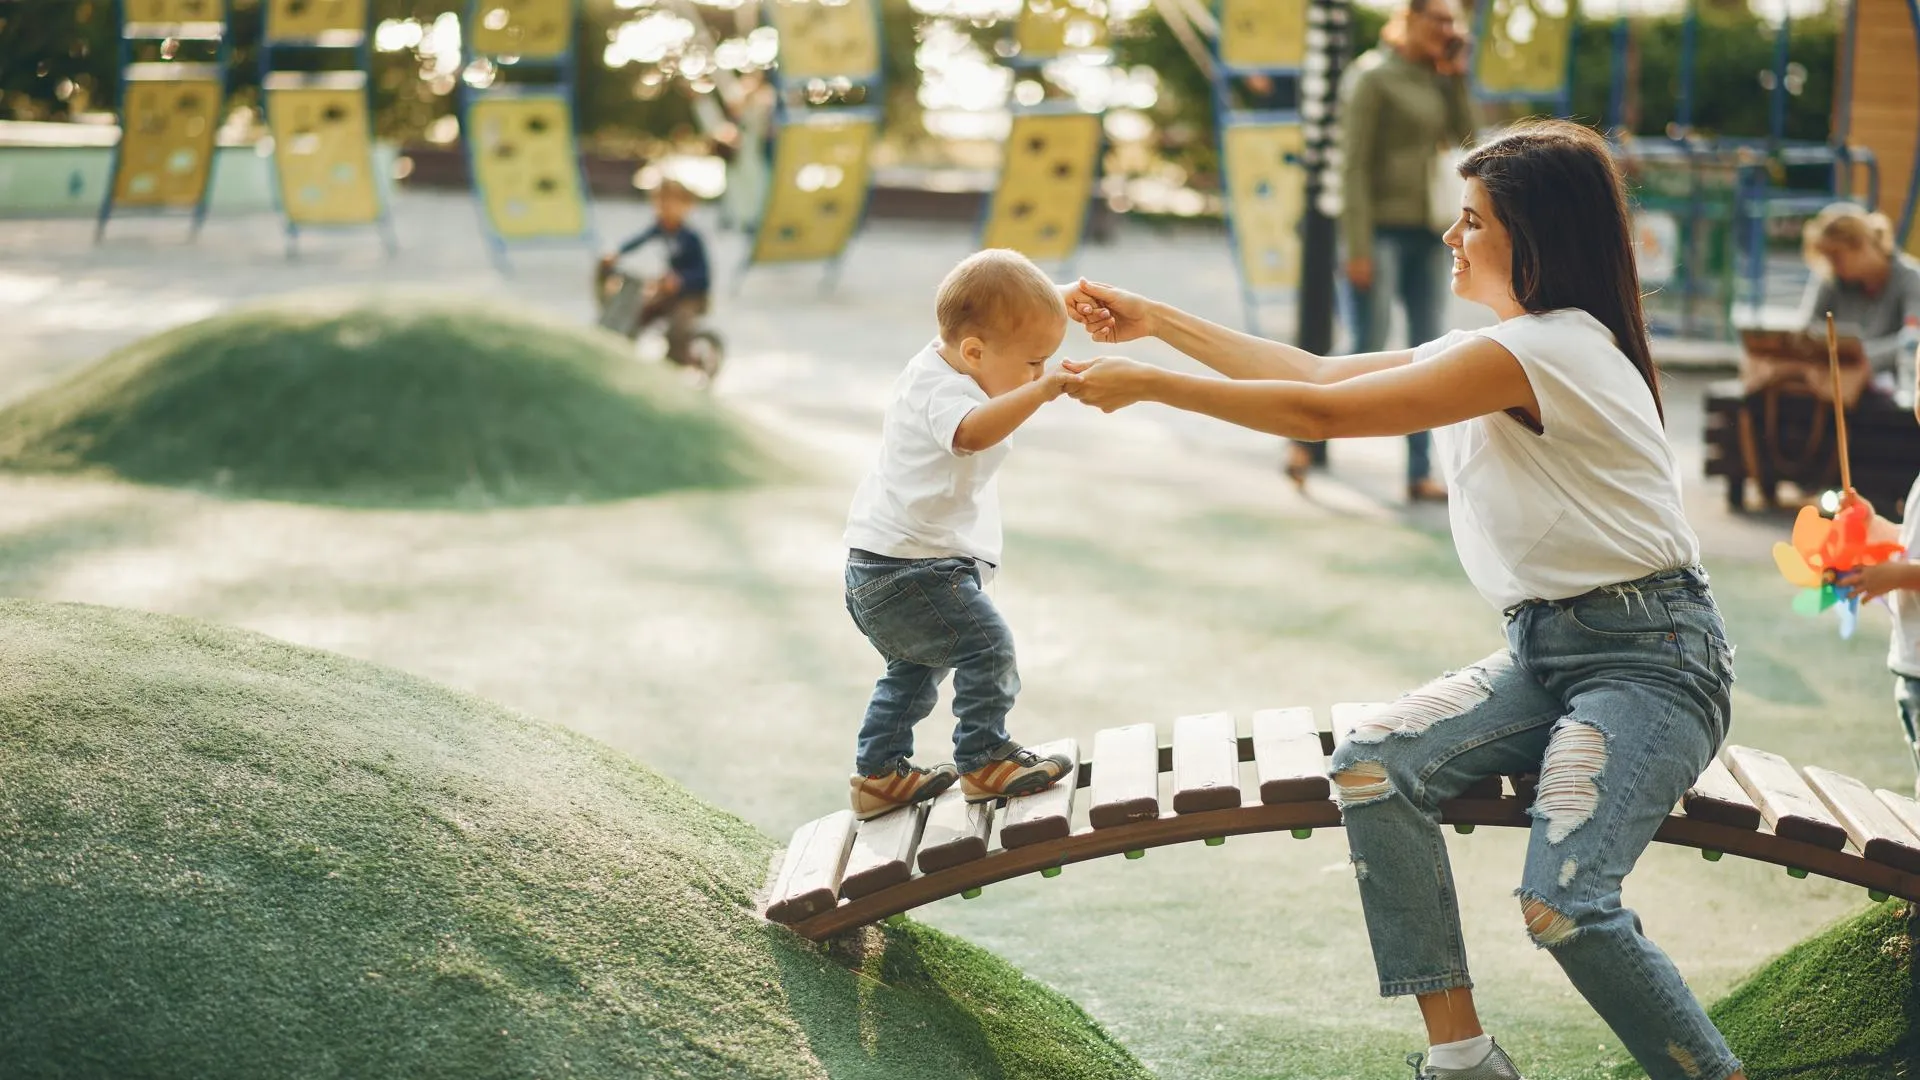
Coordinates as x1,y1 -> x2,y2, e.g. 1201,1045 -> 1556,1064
1328,566 -> 1742,1080
845,550 -> 1018,776
1299,226 -> 1451,483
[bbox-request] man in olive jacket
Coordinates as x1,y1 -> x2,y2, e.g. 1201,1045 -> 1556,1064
1289,0 -> 1476,502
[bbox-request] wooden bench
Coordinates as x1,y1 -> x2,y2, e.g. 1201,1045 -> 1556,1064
762,706 -> 1920,940
1704,378 -> 1920,516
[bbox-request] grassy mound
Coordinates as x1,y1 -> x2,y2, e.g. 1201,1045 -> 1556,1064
0,599 -> 1150,1080
1705,901 -> 1919,1078
0,295 -> 787,506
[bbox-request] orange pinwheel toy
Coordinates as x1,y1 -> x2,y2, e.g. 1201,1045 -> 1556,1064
1773,502 -> 1903,638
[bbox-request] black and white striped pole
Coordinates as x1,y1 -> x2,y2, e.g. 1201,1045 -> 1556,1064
1296,0 -> 1350,368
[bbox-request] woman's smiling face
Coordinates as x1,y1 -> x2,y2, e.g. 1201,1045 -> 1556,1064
1442,177 -> 1519,315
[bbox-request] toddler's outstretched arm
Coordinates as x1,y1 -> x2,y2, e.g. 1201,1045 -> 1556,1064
952,370 -> 1080,454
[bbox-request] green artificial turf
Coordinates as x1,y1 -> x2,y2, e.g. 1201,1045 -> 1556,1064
1705,901 -> 1920,1079
0,295 -> 788,507
0,598 -> 1151,1080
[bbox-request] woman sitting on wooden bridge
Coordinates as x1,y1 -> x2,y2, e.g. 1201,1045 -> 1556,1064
1061,120 -> 1744,1080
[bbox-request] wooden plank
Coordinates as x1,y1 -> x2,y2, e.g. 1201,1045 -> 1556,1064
916,788 -> 993,873
838,804 -> 928,901
1000,738 -> 1079,848
1805,766 -> 1920,873
1172,712 -> 1241,813
1683,757 -> 1763,830
1877,789 -> 1920,852
765,810 -> 857,924
1089,722 -> 1161,828
1725,745 -> 1848,850
1252,707 -> 1330,803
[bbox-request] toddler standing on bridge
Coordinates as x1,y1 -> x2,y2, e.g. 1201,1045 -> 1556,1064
841,249 -> 1080,820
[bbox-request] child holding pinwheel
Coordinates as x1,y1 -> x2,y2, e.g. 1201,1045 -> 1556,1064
1838,340 -> 1920,796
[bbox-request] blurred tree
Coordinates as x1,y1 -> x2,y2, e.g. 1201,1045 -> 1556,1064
0,0 -> 120,121
1566,6 -> 1836,141
0,0 -> 1843,178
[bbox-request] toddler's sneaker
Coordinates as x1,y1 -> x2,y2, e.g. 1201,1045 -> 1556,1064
850,761 -> 957,820
1407,1041 -> 1525,1080
960,741 -> 1073,801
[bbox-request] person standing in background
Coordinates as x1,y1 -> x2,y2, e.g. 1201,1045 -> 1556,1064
1288,0 -> 1476,502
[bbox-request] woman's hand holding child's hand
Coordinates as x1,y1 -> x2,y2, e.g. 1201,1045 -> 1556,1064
1060,357 -> 1157,412
1040,368 -> 1082,401
1063,279 -> 1154,344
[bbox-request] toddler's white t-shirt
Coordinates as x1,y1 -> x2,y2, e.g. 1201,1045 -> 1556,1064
1415,309 -> 1700,611
845,342 -> 1009,566
1888,473 -> 1920,678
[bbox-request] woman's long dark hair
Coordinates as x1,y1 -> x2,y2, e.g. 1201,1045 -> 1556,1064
1458,121 -> 1662,420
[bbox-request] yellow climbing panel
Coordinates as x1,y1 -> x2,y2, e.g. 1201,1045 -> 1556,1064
112,68 -> 222,209
265,74 -> 381,226
1474,0 -> 1574,98
468,95 -> 587,240
1014,0 -> 1110,61
1222,122 -> 1305,290
123,0 -> 223,26
468,0 -> 573,61
752,115 -> 878,265
982,111 -> 1102,264
768,0 -> 881,81
1218,0 -> 1305,70
263,0 -> 367,41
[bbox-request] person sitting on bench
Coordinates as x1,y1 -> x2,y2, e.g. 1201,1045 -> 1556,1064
1799,202 -> 1920,401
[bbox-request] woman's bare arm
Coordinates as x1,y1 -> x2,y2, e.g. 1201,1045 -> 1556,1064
1149,300 -> 1417,385
1063,334 -> 1538,441
1064,278 -> 1414,385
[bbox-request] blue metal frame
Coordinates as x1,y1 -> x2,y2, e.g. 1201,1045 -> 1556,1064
1676,0 -> 1697,132
742,0 -> 887,292
258,0 -> 397,258
96,0 -> 232,243
459,0 -> 597,274
1467,0 -> 1576,116
1206,0 -> 1305,332
1605,15 -> 1628,131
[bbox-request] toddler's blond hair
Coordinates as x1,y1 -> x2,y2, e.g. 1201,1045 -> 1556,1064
936,249 -> 1064,344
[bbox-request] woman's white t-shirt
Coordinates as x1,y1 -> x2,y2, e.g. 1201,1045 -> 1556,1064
1415,309 -> 1700,611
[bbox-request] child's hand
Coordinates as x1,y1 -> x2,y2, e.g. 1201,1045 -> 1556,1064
1040,368 -> 1083,401
1839,561 -> 1919,605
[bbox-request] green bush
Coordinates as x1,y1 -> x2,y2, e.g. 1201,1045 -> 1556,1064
0,294 -> 789,507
